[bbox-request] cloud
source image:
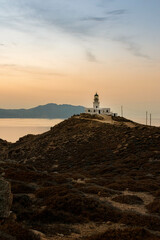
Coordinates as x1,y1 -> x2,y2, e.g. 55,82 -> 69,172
0,1 -> 150,62
0,64 -> 16,67
107,9 -> 127,15
82,17 -> 108,22
114,36 -> 150,59
0,1 -> 127,38
86,50 -> 98,62
81,8 -> 127,25
0,64 -> 65,76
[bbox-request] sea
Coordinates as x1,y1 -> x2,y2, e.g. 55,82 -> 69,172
0,118 -> 64,143
0,117 -> 159,143
129,117 -> 160,128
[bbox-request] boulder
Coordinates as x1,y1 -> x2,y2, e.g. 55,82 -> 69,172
0,179 -> 13,218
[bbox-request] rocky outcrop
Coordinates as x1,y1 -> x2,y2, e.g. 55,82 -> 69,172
0,179 -> 13,218
0,139 -> 11,160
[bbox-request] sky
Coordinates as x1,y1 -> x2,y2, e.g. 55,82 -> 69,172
0,0 -> 160,120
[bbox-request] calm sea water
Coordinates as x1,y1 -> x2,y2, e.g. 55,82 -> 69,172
0,119 -> 63,143
130,117 -> 160,127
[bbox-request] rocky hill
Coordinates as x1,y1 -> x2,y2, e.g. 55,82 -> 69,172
0,114 -> 160,240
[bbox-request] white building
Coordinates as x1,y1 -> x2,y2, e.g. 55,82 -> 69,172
85,93 -> 117,116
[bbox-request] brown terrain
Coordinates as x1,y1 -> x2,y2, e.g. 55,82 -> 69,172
0,113 -> 160,240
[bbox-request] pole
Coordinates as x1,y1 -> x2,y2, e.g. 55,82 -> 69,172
146,111 -> 148,125
121,106 -> 123,117
150,113 -> 151,126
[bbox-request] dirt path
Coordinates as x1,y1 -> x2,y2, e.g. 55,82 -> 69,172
41,222 -> 126,240
100,190 -> 154,215
76,115 -> 137,128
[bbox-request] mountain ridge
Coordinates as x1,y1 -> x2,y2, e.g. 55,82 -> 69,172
0,103 -> 84,118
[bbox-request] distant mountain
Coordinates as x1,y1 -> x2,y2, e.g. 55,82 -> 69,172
0,103 -> 85,118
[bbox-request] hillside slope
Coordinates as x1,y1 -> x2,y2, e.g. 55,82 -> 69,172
0,114 -> 160,240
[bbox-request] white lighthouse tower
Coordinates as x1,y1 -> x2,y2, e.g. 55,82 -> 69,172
85,93 -> 117,116
93,93 -> 100,109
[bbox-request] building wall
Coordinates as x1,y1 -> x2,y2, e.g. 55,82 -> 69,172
85,108 -> 111,115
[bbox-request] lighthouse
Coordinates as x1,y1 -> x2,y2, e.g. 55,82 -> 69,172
93,93 -> 100,109
85,93 -> 117,116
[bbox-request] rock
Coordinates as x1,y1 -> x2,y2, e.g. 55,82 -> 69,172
9,212 -> 17,222
0,230 -> 15,240
57,233 -> 64,237
0,179 -> 13,218
146,173 -> 154,177
0,161 -> 5,164
106,221 -> 112,225
52,164 -> 59,168
13,194 -> 32,207
30,229 -> 45,239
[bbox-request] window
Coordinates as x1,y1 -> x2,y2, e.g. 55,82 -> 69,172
96,106 -> 98,108
88,110 -> 90,112
94,110 -> 95,112
106,110 -> 108,112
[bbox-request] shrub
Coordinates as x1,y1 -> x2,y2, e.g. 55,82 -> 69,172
120,211 -> 160,231
79,185 -> 120,197
35,185 -> 122,223
112,195 -> 143,205
11,182 -> 36,194
0,222 -> 40,240
83,227 -> 160,240
146,199 -> 160,216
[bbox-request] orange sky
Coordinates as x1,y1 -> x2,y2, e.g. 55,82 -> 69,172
0,0 -> 159,121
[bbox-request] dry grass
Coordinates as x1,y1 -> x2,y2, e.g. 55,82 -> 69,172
83,227 -> 160,240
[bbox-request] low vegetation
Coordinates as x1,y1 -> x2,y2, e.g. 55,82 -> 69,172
83,227 -> 160,240
0,114 -> 160,239
112,195 -> 143,205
